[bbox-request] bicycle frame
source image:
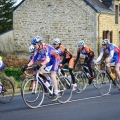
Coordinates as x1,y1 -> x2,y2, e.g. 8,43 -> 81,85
57,67 -> 71,87
33,71 -> 54,95
101,62 -> 114,83
80,64 -> 91,80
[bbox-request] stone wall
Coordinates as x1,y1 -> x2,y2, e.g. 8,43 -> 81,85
13,0 -> 96,57
0,30 -> 14,56
96,13 -> 120,48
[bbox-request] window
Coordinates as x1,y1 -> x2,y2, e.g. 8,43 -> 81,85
115,5 -> 118,24
103,31 -> 113,43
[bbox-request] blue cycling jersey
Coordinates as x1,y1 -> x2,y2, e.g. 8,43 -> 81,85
101,43 -> 119,56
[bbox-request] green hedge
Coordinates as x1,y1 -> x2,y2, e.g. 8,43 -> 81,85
3,67 -> 22,81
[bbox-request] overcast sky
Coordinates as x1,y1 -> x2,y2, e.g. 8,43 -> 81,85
16,0 -> 22,5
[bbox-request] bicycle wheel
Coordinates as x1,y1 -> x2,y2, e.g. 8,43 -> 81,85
22,79 -> 44,108
20,78 -> 28,97
57,76 -> 72,103
92,69 -> 99,89
21,75 -> 36,97
74,71 -> 86,93
0,78 -> 14,104
96,71 -> 112,95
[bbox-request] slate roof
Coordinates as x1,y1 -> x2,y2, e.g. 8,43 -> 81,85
83,0 -> 115,14
13,0 -> 115,15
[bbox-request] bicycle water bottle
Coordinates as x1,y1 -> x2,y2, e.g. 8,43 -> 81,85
86,73 -> 90,78
44,79 -> 50,88
46,76 -> 52,86
67,75 -> 71,82
110,72 -> 115,79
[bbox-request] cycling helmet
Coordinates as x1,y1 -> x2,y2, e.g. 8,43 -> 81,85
52,38 -> 61,44
77,40 -> 85,46
0,60 -> 4,70
28,45 -> 34,53
30,36 -> 42,45
102,39 -> 110,45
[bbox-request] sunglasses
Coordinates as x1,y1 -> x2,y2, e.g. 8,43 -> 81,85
102,44 -> 107,46
33,43 -> 37,45
77,45 -> 82,47
53,44 -> 57,45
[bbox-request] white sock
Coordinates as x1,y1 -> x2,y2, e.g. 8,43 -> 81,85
54,90 -> 59,95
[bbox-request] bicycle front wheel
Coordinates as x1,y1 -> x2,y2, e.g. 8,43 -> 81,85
57,77 -> 72,104
22,79 -> 44,108
96,71 -> 111,95
0,78 -> 14,104
74,71 -> 86,93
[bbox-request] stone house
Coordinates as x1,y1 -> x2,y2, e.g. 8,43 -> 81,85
11,0 -> 120,58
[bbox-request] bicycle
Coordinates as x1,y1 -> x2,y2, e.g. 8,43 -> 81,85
0,78 -> 14,104
22,65 -> 72,108
20,67 -> 37,98
74,62 -> 101,93
96,61 -> 119,95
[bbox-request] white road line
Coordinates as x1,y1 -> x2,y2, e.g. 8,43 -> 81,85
39,94 -> 111,108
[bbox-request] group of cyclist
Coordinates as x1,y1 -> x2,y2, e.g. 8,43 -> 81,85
21,36 -> 120,101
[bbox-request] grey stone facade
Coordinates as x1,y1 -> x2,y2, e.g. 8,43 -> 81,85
13,0 -> 96,57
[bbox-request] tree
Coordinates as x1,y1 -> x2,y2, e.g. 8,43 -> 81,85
0,0 -> 16,34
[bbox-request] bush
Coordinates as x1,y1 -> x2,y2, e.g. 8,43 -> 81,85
3,67 -> 22,81
0,71 -> 15,85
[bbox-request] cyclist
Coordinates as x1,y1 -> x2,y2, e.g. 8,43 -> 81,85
94,39 -> 120,89
28,45 -> 47,90
22,36 -> 60,101
28,45 -> 35,60
28,45 -> 46,62
74,40 -> 94,84
52,38 -> 77,91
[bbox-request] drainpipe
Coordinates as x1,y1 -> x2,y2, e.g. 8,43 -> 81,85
98,10 -> 101,55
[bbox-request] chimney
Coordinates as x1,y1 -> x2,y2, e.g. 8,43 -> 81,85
102,0 -> 112,8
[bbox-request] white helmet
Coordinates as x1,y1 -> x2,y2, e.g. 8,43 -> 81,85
77,40 -> 85,46
102,39 -> 110,45
52,38 -> 61,44
28,45 -> 34,53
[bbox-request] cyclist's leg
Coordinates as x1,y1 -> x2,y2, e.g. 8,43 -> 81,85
86,55 -> 94,77
106,57 -> 118,86
68,57 -> 77,91
50,59 -> 60,101
114,55 -> 120,83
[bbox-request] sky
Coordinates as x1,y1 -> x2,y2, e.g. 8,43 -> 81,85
15,0 -> 22,5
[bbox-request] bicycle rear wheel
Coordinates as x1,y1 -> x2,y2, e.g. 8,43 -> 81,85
0,78 -> 14,104
22,79 -> 44,108
74,71 -> 86,93
57,77 -> 72,103
96,71 -> 111,95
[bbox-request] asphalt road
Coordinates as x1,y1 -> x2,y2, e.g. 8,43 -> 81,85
0,85 -> 120,120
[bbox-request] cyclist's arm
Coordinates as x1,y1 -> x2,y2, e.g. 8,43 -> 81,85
27,51 -> 39,67
95,52 -> 104,63
74,52 -> 80,67
61,50 -> 66,64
